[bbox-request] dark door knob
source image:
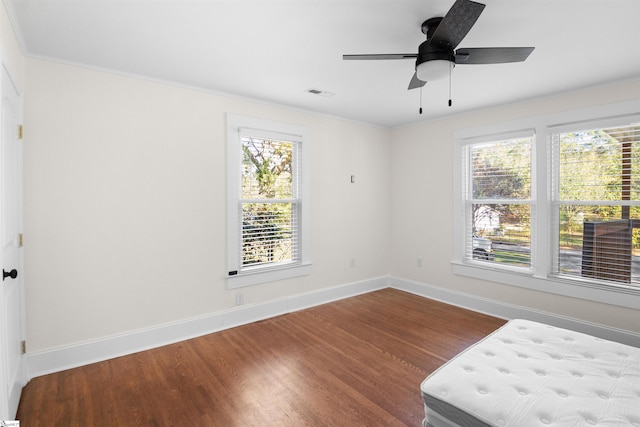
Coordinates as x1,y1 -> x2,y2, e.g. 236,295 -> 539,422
3,269 -> 17,281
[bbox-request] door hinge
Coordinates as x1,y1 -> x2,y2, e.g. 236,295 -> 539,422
18,124 -> 23,140
21,340 -> 26,354
18,233 -> 23,247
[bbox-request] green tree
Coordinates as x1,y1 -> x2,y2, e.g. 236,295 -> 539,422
558,127 -> 639,251
241,137 -> 295,265
471,139 -> 531,238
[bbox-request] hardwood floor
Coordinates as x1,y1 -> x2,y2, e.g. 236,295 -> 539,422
17,288 -> 506,426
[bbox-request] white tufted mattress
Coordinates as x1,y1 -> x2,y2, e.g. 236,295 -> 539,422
420,319 -> 640,427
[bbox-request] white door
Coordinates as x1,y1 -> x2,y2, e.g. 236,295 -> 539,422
0,65 -> 24,420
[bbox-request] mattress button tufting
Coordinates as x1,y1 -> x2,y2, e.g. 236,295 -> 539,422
420,320 -> 640,427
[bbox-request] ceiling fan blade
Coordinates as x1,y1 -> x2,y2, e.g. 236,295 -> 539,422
455,47 -> 535,64
343,54 -> 417,60
408,72 -> 426,90
429,0 -> 485,50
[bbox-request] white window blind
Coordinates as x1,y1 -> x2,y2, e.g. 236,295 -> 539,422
454,102 -> 640,308
463,132 -> 534,268
239,133 -> 301,270
551,121 -> 640,287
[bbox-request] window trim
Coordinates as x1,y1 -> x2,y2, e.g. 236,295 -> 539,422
461,129 -> 536,271
226,114 -> 311,288
452,99 -> 640,310
548,117 -> 640,286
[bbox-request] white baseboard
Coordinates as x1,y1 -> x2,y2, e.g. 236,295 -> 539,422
390,276 -> 640,348
25,276 -> 389,380
26,274 -> 639,380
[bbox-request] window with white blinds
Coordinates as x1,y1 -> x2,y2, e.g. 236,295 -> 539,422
462,133 -> 534,268
551,120 -> 640,288
227,114 -> 311,288
454,101 -> 640,307
240,135 -> 300,268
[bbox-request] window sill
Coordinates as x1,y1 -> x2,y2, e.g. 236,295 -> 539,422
226,263 -> 312,289
451,261 -> 640,310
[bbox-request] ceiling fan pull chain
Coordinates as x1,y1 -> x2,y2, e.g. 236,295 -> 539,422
448,62 -> 453,107
419,86 -> 423,114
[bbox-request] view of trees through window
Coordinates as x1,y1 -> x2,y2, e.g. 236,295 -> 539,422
467,125 -> 639,287
241,136 -> 298,268
555,126 -> 639,285
470,137 -> 532,267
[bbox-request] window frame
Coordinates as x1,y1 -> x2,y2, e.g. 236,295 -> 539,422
461,129 -> 536,271
226,114 -> 311,288
452,100 -> 640,310
549,117 -> 640,286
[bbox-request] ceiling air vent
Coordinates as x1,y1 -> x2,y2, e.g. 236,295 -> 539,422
307,89 -> 335,97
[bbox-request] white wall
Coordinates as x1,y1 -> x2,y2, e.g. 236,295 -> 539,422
19,52 -> 640,358
390,78 -> 640,334
23,58 -> 391,353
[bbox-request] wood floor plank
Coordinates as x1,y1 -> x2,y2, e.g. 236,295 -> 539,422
16,288 -> 506,426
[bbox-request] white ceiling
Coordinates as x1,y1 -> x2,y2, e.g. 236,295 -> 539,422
6,0 -> 640,128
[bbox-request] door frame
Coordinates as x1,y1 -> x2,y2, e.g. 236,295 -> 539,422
0,60 -> 25,420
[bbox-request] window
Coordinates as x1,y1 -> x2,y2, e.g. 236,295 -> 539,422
453,101 -> 640,308
551,121 -> 639,286
227,114 -> 310,288
463,133 -> 534,268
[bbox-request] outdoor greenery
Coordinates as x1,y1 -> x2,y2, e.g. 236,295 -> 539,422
470,127 -> 639,278
558,128 -> 639,254
471,138 -> 531,233
241,137 -> 296,266
471,138 -> 532,266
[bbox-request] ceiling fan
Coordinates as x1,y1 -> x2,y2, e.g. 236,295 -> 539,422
343,0 -> 534,93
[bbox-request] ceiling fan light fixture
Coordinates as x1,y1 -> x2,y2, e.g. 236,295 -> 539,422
416,59 -> 453,82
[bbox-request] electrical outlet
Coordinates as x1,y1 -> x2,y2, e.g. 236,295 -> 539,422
417,257 -> 424,267
235,292 -> 244,305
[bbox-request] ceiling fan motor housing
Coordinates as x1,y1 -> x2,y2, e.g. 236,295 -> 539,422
417,17 -> 455,69
416,40 -> 455,68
